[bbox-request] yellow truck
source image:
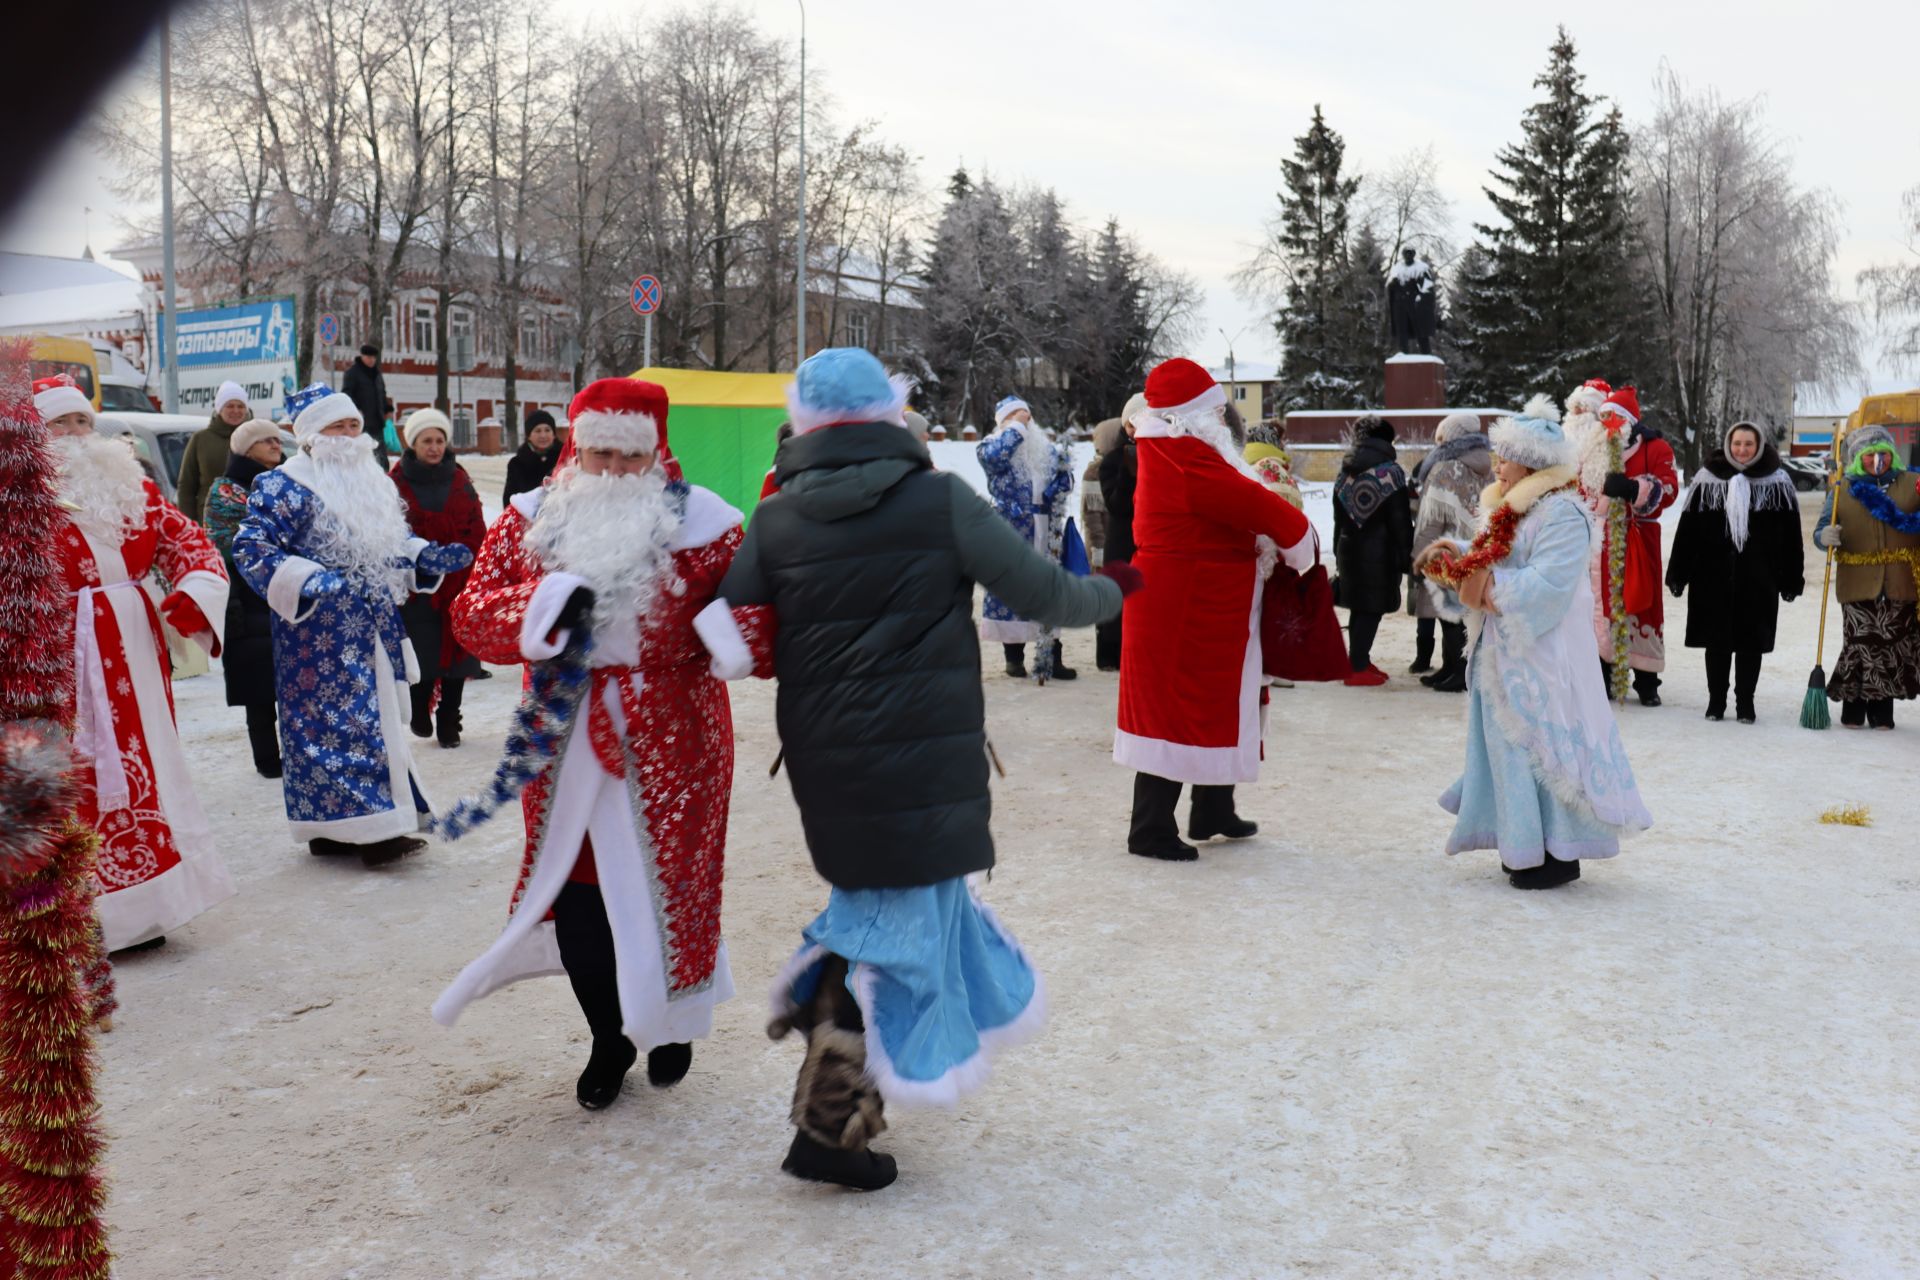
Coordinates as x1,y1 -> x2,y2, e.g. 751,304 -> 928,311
1840,390 -> 1920,465
26,334 -> 102,409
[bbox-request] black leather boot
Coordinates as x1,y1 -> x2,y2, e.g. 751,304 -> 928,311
1129,773 -> 1197,861
409,682 -> 434,738
1189,785 -> 1257,841
1049,640 -> 1077,681
1733,651 -> 1761,723
1409,618 -> 1435,673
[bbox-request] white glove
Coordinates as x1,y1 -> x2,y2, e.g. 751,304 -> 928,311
1815,524 -> 1843,549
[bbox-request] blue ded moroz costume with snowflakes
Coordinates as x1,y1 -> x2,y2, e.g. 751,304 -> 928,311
714,347 -> 1124,1189
233,385 -> 474,861
1430,396 -> 1652,890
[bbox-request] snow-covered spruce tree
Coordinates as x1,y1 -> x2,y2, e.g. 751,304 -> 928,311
1070,219 -> 1155,422
1455,27 -> 1644,407
0,339 -> 111,1279
1261,106 -> 1365,411
920,167 -> 1027,430
1337,222 -> 1390,406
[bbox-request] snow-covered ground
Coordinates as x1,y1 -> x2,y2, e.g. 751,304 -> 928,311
98,490 -> 1919,1279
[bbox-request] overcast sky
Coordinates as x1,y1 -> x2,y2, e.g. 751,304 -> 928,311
7,0 -> 1915,407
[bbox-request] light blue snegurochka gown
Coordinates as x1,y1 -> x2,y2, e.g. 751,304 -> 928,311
1440,491 -> 1653,868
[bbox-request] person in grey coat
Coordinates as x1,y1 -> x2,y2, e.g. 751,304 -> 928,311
714,348 -> 1138,1191
1408,412 -> 1493,691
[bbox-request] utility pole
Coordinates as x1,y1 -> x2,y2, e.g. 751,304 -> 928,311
795,0 -> 807,369
160,16 -> 180,413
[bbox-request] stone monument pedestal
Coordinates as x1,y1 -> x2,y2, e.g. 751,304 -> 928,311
1384,354 -> 1446,410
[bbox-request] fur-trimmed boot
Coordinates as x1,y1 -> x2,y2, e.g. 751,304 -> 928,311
770,955 -> 896,1191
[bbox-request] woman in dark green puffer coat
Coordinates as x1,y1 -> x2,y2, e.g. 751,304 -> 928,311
715,348 -> 1136,1192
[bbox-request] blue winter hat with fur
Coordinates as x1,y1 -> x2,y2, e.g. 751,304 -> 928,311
1490,393 -> 1573,471
787,347 -> 911,435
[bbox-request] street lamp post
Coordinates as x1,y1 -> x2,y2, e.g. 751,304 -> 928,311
795,0 -> 807,370
160,16 -> 180,413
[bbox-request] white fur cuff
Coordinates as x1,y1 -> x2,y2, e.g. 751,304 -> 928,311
693,598 -> 755,681
522,572 -> 591,662
405,536 -> 445,594
266,555 -> 325,623
1280,526 -> 1319,574
174,569 -> 231,656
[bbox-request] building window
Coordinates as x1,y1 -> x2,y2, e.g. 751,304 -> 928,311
520,316 -> 544,363
846,311 -> 871,351
382,302 -> 396,353
450,307 -> 475,368
412,302 -> 436,354
1233,385 -> 1248,402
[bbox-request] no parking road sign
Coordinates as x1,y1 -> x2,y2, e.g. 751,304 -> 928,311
631,275 -> 662,315
631,275 -> 663,367
317,312 -> 340,346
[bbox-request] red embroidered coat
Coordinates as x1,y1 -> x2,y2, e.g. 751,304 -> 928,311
432,485 -> 774,1046
59,480 -> 235,949
389,460 -> 487,677
1116,429 -> 1315,785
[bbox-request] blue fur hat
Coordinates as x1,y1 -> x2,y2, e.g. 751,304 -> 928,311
787,347 -> 911,435
994,395 -> 1031,426
1490,394 -> 1573,471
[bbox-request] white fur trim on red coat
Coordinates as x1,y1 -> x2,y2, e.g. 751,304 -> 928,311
693,598 -> 755,680
520,571 -> 591,661
171,568 -> 230,657
568,409 -> 658,456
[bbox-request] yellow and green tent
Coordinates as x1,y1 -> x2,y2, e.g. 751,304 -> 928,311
629,367 -> 791,517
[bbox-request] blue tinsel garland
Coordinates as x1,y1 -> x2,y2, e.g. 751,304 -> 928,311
433,631 -> 594,841
1850,476 -> 1920,535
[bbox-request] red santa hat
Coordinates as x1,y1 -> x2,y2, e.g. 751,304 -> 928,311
1601,385 -> 1641,426
32,375 -> 93,427
1143,358 -> 1226,417
567,378 -> 667,457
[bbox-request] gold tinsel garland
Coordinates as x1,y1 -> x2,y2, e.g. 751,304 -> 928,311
1833,548 -> 1920,621
1606,427 -> 1630,702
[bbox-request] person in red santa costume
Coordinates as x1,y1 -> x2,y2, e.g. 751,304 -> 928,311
434,377 -> 773,1111
1116,359 -> 1318,861
37,375 -> 236,953
1573,383 -> 1679,706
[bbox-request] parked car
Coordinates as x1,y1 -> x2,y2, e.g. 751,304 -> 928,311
98,374 -> 158,413
1780,454 -> 1829,492
94,413 -> 204,508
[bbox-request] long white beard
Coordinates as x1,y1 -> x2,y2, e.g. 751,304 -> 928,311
1012,422 -> 1058,500
526,467 -> 685,664
304,434 -> 414,603
53,434 -> 149,546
